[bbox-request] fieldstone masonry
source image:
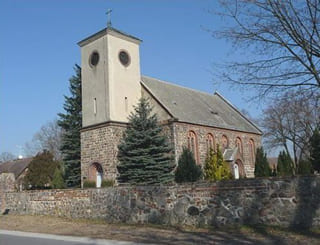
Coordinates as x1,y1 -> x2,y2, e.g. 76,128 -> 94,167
81,122 -> 126,182
81,121 -> 261,184
2,177 -> 320,228
0,173 -> 15,212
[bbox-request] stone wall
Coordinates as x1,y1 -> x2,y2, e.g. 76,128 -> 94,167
2,177 -> 320,228
81,122 -> 126,183
0,173 -> 15,212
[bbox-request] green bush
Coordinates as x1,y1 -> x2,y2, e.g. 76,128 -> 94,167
254,147 -> 272,177
204,146 -> 232,181
101,179 -> 114,187
175,147 -> 202,183
51,166 -> 65,189
83,180 -> 96,188
297,160 -> 313,175
24,150 -> 60,190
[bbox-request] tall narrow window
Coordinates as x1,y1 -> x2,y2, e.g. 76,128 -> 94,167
125,97 -> 128,113
249,139 -> 255,164
188,131 -> 199,164
221,135 -> 229,152
93,98 -> 97,115
206,133 -> 214,152
235,137 -> 243,154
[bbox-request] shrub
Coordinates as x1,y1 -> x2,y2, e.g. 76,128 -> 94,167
254,147 -> 272,177
101,179 -> 114,188
310,128 -> 320,172
277,151 -> 294,176
83,180 -> 96,188
297,160 -> 313,175
175,147 -> 202,183
24,150 -> 60,189
51,166 -> 65,189
204,146 -> 232,181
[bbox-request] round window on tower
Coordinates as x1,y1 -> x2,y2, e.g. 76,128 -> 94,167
118,50 -> 130,67
89,51 -> 99,67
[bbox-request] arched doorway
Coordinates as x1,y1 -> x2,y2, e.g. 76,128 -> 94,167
88,162 -> 103,188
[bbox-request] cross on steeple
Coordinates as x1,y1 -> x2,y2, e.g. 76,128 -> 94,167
106,9 -> 112,28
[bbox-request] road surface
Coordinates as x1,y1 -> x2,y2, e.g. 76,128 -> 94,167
0,230 -> 146,245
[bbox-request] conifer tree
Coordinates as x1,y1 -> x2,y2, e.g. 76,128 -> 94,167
204,146 -> 232,181
51,164 -> 65,189
254,147 -> 272,177
58,65 -> 82,187
310,128 -> 320,172
175,147 -> 202,183
277,150 -> 293,176
117,97 -> 175,185
24,150 -> 60,189
297,159 -> 313,175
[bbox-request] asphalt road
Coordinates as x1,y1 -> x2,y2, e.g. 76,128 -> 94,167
0,230 -> 145,245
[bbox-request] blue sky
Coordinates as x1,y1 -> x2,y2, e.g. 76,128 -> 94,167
0,0 -> 264,156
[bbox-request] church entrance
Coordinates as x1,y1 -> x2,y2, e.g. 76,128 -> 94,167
234,159 -> 245,179
89,162 -> 103,188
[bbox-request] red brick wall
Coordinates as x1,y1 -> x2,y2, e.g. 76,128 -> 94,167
171,122 -> 261,178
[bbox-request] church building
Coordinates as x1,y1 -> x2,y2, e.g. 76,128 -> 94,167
78,26 -> 262,187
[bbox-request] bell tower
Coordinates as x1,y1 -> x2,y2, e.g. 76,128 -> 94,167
78,27 -> 142,127
78,26 -> 142,184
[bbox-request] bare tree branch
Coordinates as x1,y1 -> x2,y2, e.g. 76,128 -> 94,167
212,0 -> 320,98
261,90 -> 320,171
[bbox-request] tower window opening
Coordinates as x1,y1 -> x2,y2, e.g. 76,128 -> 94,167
125,97 -> 128,112
93,98 -> 97,115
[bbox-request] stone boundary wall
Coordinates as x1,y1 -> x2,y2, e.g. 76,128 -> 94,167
2,177 -> 320,228
0,173 -> 15,212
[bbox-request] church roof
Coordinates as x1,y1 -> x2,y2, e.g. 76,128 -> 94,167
78,27 -> 142,47
223,148 -> 238,162
0,157 -> 33,178
141,76 -> 262,135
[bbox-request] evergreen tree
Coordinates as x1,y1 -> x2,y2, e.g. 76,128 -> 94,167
58,65 -> 82,187
175,147 -> 202,183
310,128 -> 320,172
277,150 -> 293,176
254,147 -> 272,177
297,159 -> 313,175
24,150 -> 60,189
117,97 -> 175,185
204,146 -> 232,181
51,164 -> 65,189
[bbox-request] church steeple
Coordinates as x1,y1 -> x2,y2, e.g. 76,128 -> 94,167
78,25 -> 142,128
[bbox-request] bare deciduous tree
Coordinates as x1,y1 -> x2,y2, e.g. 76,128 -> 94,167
262,91 -> 320,172
213,0 -> 320,98
0,152 -> 16,163
24,119 -> 64,161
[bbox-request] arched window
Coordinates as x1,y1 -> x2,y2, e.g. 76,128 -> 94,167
188,131 -> 199,164
88,162 -> 103,188
249,139 -> 255,164
221,135 -> 229,152
235,137 -> 243,154
206,133 -> 214,152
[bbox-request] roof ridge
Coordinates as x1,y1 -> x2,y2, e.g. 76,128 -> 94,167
141,75 -> 218,98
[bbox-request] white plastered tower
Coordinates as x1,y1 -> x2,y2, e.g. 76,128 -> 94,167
78,27 -> 142,185
79,27 -> 142,127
